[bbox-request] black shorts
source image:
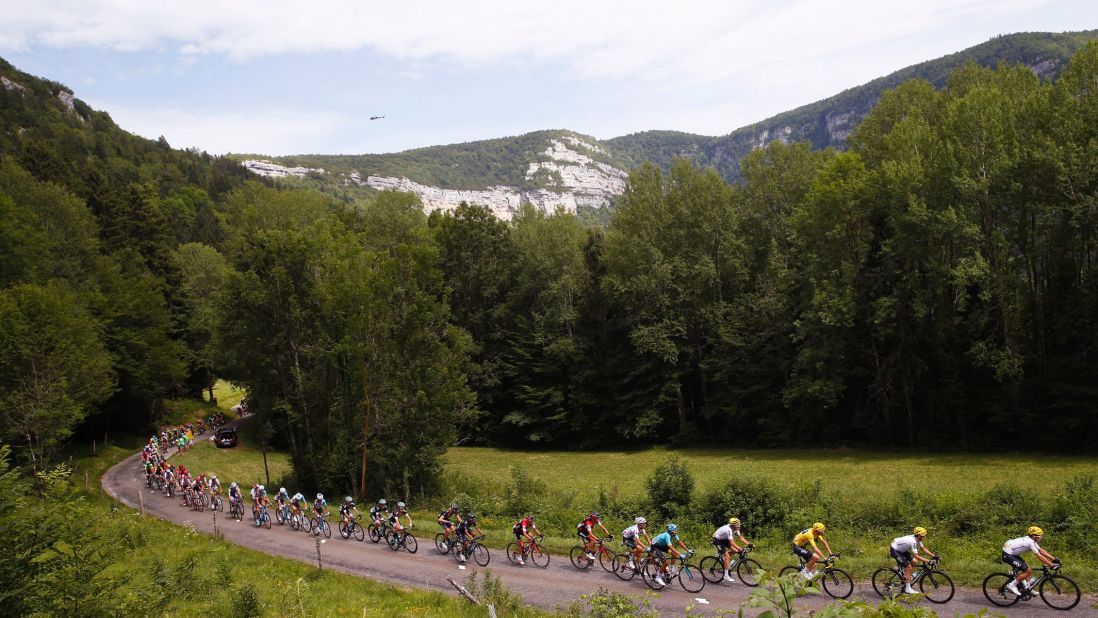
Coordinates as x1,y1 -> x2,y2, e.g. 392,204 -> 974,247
577,528 -> 593,542
440,521 -> 452,530
649,546 -> 668,560
792,543 -> 814,562
890,548 -> 913,567
623,537 -> 637,550
1002,551 -> 1028,572
513,526 -> 525,540
712,538 -> 732,552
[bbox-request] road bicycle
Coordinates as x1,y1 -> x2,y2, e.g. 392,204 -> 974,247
368,519 -> 387,543
698,543 -> 764,586
274,502 -> 290,525
569,535 -> 615,572
982,562 -> 1080,610
453,534 -> 490,566
338,514 -> 366,541
289,509 -> 307,531
434,530 -> 459,554
506,534 -> 550,568
642,550 -> 705,593
872,556 -> 954,603
310,513 -> 332,539
779,553 -> 854,599
386,525 -> 418,553
229,497 -> 245,521
210,493 -> 223,512
254,503 -> 272,529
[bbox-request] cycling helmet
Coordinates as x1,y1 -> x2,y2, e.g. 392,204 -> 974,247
257,485 -> 264,491
378,498 -> 387,505
1028,526 -> 1044,536
279,487 -> 286,494
913,526 -> 927,537
211,475 -> 218,481
667,523 -> 678,533
590,511 -> 600,519
635,516 -> 647,525
812,522 -> 826,533
729,517 -> 741,526
397,501 -> 406,509
450,503 -> 458,510
345,496 -> 353,503
230,482 -> 237,489
316,493 -> 324,500
527,514 -> 535,522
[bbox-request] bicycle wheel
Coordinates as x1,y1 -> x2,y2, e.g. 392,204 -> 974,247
276,508 -> 286,525
821,568 -> 854,599
262,512 -> 271,529
982,573 -> 1020,607
369,525 -> 382,543
737,558 -> 764,587
339,521 -> 351,539
403,533 -> 418,554
530,544 -> 550,568
473,544 -> 490,567
569,546 -> 592,569
612,553 -> 636,581
453,545 -> 466,564
598,548 -> 615,573
1039,574 -> 1080,610
506,543 -> 521,565
918,569 -> 954,604
678,564 -> 706,593
321,520 -> 331,539
698,556 -> 724,584
290,514 -> 300,530
387,532 -> 400,551
352,522 -> 365,542
435,534 -> 451,554
872,567 -> 902,598
779,565 -> 801,578
642,560 -> 667,590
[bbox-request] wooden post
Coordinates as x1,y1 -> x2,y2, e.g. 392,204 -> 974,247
316,538 -> 323,570
360,362 -> 370,499
446,577 -> 481,605
138,490 -> 145,515
488,605 -> 497,618
92,439 -> 96,454
84,470 -> 89,491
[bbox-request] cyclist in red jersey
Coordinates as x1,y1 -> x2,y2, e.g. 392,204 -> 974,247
576,511 -> 611,561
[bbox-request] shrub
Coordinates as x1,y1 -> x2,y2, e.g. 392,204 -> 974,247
567,588 -> 659,618
503,465 -> 547,516
1048,475 -> 1098,552
645,456 -> 694,519
231,583 -> 263,618
696,477 -> 788,534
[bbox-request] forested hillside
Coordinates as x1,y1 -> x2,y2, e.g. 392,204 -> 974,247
3,41 -> 1098,507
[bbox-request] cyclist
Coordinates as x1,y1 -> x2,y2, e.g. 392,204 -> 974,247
454,512 -> 483,563
648,523 -> 691,586
274,487 -> 290,517
290,491 -> 306,522
438,503 -> 460,544
793,522 -> 834,579
228,482 -> 242,511
712,517 -> 751,583
511,514 -> 541,565
312,493 -> 329,529
370,498 -> 389,529
1002,526 -> 1060,596
621,516 -> 652,571
891,526 -> 936,594
209,474 -> 222,498
389,501 -> 413,538
340,496 -> 357,527
577,511 -> 611,561
253,484 -> 269,526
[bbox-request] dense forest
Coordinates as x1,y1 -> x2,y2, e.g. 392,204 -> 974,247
3,43 -> 1098,500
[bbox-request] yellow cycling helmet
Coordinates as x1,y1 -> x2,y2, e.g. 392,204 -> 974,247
913,526 -> 927,537
812,522 -> 826,533
1027,526 -> 1044,537
729,517 -> 741,526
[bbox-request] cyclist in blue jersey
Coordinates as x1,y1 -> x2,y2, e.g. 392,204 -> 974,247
648,523 -> 691,586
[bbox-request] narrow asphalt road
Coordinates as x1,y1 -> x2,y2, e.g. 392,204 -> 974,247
103,444 -> 1092,616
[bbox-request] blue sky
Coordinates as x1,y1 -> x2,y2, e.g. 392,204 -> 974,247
3,1 -> 1096,155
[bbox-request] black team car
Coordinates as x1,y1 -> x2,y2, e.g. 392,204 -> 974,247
215,426 -> 237,448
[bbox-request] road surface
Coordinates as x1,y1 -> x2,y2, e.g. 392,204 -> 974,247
103,445 -> 1091,616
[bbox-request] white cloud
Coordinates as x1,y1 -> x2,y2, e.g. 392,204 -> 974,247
94,103 -> 347,155
1,0 -> 1068,89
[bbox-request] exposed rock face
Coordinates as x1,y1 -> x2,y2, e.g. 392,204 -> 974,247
242,159 -> 325,178
356,138 -> 627,220
2,76 -> 26,93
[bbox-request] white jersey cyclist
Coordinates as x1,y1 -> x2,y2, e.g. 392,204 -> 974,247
623,524 -> 641,539
714,524 -> 740,541
891,534 -> 923,554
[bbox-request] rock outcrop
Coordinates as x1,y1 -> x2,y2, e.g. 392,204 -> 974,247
242,160 -> 325,178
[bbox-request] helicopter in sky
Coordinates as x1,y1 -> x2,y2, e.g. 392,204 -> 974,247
369,115 -> 385,120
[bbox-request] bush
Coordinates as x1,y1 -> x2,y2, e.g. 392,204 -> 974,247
696,477 -> 788,533
231,583 -> 263,618
1048,475 -> 1098,552
566,588 -> 658,618
645,456 -> 694,519
503,465 -> 547,516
